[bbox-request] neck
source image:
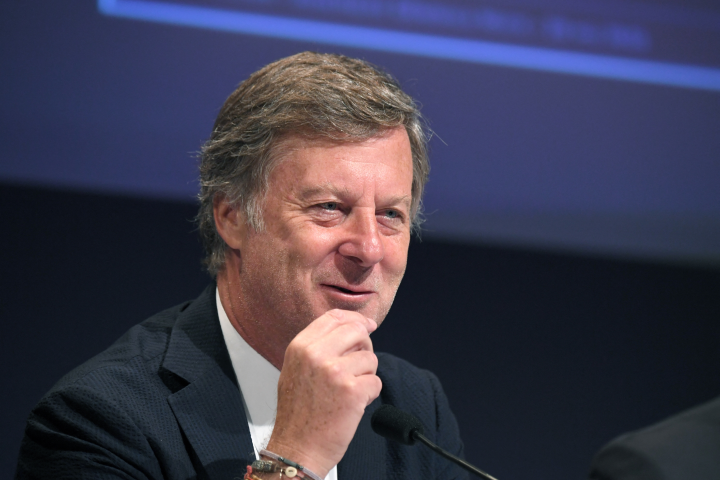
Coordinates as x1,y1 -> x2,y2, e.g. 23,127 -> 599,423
216,262 -> 290,370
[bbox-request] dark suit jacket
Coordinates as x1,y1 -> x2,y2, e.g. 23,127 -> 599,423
589,395 -> 720,480
16,285 -> 468,480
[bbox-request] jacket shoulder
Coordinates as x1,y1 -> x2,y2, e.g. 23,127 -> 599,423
590,395 -> 720,480
376,352 -> 445,404
51,300 -> 192,388
15,297 -> 207,479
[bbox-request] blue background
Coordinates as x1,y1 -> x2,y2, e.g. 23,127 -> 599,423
2,0 -> 720,263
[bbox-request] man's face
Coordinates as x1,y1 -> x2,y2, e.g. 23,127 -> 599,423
233,127 -> 413,336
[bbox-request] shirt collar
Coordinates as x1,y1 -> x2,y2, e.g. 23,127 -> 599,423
216,287 -> 280,456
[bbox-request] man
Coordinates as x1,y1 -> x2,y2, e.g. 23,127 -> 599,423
589,395 -> 720,480
16,52 -> 468,479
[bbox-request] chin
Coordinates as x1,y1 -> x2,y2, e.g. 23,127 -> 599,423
328,297 -> 377,314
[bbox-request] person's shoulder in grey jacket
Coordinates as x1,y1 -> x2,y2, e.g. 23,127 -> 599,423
589,395 -> 720,480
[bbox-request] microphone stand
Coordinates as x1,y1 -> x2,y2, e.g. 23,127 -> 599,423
412,431 -> 499,480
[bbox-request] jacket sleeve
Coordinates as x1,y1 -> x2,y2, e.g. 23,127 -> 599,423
16,381 -> 162,480
589,440 -> 666,480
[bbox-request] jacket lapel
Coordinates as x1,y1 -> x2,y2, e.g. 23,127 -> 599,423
162,285 -> 255,479
161,285 -> 390,479
338,398 -> 387,479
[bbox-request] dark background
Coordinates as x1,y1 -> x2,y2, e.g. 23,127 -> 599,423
2,1 -> 720,479
2,185 -> 719,479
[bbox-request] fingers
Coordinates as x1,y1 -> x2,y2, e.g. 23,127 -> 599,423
327,309 -> 378,333
354,372 -> 383,406
300,309 -> 377,339
292,309 -> 376,358
296,352 -> 381,409
271,308 -> 381,475
330,349 -> 379,378
321,321 -> 374,355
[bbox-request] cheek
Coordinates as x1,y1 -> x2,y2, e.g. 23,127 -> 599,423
286,229 -> 339,268
382,238 -> 410,278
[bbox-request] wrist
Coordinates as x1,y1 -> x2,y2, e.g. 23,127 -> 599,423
259,449 -> 324,480
264,438 -> 331,479
244,467 -> 277,480
244,460 -> 300,480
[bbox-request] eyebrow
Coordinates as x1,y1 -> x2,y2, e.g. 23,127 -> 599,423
297,184 -> 348,201
387,195 -> 412,210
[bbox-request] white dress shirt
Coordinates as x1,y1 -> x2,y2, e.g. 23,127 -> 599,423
216,289 -> 339,480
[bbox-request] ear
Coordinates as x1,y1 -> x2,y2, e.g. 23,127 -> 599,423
213,195 -> 248,251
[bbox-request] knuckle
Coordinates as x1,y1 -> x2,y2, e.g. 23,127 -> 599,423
284,340 -> 300,358
372,375 -> 382,395
367,352 -> 379,370
304,347 -> 323,365
339,377 -> 357,395
324,359 -> 343,377
325,309 -> 346,322
348,321 -> 367,334
346,320 -> 367,337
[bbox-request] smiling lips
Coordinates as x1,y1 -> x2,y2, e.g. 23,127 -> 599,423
322,284 -> 374,296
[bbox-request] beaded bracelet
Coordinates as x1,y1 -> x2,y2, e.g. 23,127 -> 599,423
245,461 -> 300,479
243,465 -> 262,480
259,449 -> 323,480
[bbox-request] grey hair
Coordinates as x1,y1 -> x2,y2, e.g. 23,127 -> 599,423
197,51 -> 430,276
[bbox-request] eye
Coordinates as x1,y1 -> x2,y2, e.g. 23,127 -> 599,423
380,209 -> 401,220
318,202 -> 339,211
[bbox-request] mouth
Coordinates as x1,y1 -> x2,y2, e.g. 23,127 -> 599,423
322,284 -> 374,296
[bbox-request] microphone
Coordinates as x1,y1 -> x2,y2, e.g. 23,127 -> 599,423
371,405 -> 499,480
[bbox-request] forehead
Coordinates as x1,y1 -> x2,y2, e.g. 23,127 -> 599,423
268,129 -> 414,201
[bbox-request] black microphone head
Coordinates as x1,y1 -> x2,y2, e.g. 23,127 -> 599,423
371,404 -> 425,445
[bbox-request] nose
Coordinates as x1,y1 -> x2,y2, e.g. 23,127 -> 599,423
337,209 -> 384,267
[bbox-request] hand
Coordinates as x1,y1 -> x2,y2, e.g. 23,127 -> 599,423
265,309 -> 382,478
